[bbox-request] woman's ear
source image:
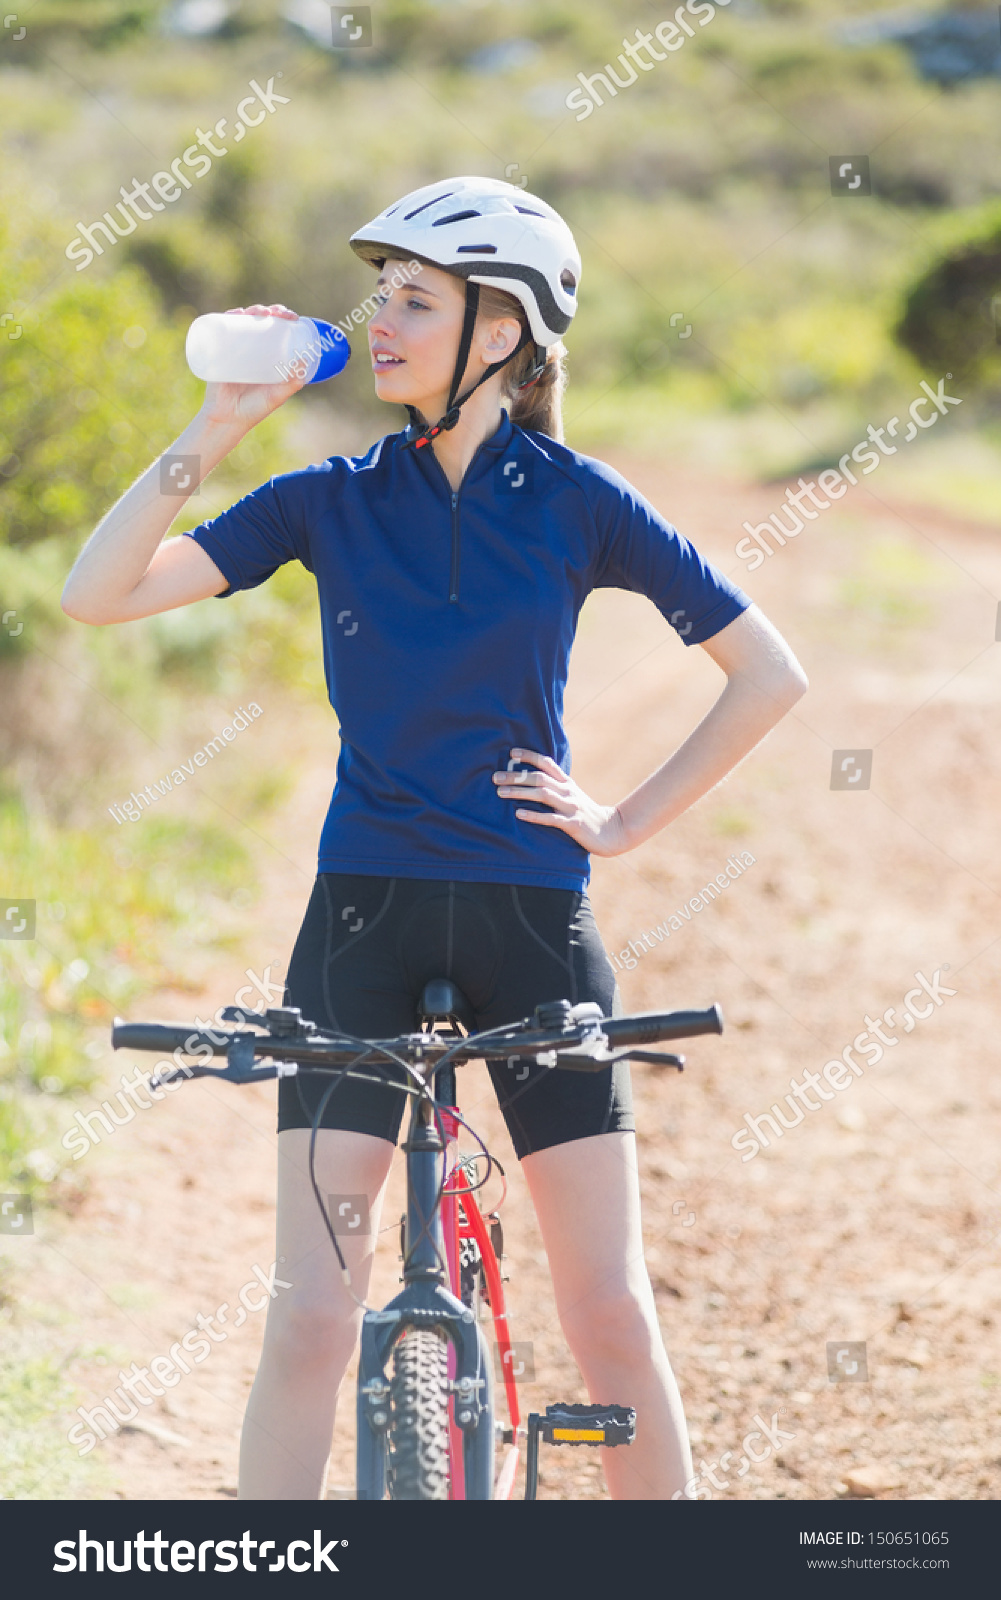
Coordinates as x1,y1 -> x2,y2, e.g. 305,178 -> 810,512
481,316 -> 523,366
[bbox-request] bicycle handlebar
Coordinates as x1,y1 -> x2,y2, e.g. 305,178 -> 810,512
111,1022 -> 225,1055
110,1001 -> 723,1086
600,1006 -> 722,1047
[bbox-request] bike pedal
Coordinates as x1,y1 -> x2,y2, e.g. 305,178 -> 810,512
532,1402 -> 636,1448
523,1404 -> 635,1499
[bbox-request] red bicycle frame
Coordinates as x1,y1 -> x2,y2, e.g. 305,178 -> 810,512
440,1105 -> 521,1500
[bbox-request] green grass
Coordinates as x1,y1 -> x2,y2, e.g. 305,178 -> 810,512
0,795 -> 276,1197
709,808 -> 756,839
837,536 -> 956,630
0,1349 -> 106,1500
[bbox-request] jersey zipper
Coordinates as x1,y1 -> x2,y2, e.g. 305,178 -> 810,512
422,429 -> 501,604
449,489 -> 460,604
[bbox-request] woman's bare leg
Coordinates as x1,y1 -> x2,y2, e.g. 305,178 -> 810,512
238,1128 -> 394,1500
521,1131 -> 692,1500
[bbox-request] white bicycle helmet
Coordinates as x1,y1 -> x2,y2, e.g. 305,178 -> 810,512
349,175 -> 581,448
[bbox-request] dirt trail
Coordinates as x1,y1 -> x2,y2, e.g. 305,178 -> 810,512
17,456 -> 1001,1501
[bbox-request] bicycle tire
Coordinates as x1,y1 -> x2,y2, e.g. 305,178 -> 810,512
386,1327 -> 451,1500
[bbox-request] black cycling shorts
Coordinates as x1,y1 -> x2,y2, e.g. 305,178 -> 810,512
277,874 -> 634,1159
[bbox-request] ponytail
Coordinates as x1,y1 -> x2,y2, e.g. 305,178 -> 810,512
507,338 -> 567,444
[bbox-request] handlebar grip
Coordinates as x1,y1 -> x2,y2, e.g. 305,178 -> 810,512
111,1020 -> 227,1055
601,1005 -> 723,1047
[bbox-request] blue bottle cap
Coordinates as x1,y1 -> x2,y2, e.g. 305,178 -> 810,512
307,319 -> 351,384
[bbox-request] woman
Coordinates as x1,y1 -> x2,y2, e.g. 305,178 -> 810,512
62,176 -> 807,1501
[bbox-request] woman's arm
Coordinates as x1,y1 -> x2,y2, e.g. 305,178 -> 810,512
61,305 -> 304,625
492,603 -> 807,854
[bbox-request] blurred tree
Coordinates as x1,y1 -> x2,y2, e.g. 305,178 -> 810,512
895,204 -> 1001,393
0,190 -> 202,550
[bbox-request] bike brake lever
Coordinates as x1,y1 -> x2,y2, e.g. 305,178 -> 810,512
149,1034 -> 282,1090
622,1050 -> 685,1070
549,1039 -> 616,1073
549,1044 -> 686,1073
149,1061 -> 285,1089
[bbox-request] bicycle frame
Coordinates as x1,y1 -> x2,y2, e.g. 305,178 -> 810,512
441,1106 -> 522,1500
355,1056 -> 501,1501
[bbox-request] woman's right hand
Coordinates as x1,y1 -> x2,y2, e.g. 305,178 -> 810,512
197,304 -> 309,432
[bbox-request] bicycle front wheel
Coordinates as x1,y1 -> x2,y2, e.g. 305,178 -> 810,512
386,1327 -> 451,1500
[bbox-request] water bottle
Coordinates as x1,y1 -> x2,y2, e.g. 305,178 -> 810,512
185,312 -> 351,385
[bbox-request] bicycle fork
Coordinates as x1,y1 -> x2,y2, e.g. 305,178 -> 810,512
355,1073 -> 494,1501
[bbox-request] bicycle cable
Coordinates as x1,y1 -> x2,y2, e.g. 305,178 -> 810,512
235,1009 -> 576,1303
301,1032 -> 449,1307
303,1047 -> 423,1306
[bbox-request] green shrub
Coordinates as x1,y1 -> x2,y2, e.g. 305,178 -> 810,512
895,202 -> 1001,394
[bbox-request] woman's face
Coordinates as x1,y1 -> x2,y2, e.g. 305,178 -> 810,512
366,260 -> 521,416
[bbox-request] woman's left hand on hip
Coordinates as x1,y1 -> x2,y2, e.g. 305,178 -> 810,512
492,748 -> 628,857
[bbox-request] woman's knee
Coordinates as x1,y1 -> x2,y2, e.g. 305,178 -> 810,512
262,1289 -> 358,1372
560,1285 -> 660,1373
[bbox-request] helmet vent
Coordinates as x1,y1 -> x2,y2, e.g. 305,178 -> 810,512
560,269 -> 577,294
515,206 -> 544,217
432,209 -> 482,227
403,192 -> 454,221
456,243 -> 497,253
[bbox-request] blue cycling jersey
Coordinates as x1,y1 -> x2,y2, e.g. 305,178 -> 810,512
183,410 -> 750,891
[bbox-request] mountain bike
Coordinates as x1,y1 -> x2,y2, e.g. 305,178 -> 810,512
111,984 -> 723,1500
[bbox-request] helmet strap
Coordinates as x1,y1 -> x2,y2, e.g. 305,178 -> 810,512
447,279 -> 481,412
403,282 -> 540,450
513,344 -> 548,390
